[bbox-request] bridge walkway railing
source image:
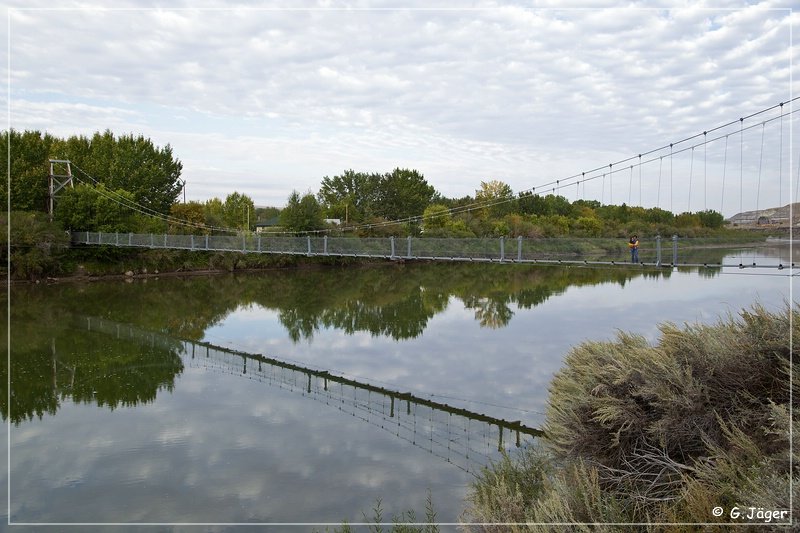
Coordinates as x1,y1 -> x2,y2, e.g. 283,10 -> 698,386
71,231 -> 788,269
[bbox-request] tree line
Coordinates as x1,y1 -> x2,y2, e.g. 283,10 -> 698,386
5,129 -> 727,240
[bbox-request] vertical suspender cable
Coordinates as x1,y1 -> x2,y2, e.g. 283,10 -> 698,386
628,165 -> 633,205
688,146 -> 694,212
609,163 -> 613,205
669,143 -> 674,213
657,157 -> 663,209
703,132 -> 707,211
601,174 -> 605,205
755,122 -> 765,221
721,135 -> 729,214
796,146 -> 800,205
779,103 -> 783,207
740,118 -> 744,218
638,155 -> 642,206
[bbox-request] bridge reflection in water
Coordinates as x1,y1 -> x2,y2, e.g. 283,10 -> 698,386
81,316 -> 543,475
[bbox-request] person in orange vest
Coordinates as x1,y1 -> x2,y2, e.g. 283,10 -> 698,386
628,234 -> 639,263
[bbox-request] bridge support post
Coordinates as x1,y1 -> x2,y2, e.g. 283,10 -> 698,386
47,159 -> 74,222
656,235 -> 662,266
500,236 -> 505,262
672,234 -> 678,265
390,236 -> 395,259
517,236 -> 522,261
307,236 -> 312,256
407,236 -> 412,259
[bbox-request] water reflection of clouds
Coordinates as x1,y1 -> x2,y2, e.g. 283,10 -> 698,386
10,366 -> 472,524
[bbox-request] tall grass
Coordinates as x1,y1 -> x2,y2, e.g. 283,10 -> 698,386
463,305 -> 797,530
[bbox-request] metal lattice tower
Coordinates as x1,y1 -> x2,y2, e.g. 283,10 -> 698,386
47,159 -> 74,220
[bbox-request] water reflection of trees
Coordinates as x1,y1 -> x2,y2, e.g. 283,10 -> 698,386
3,292 -> 183,424
11,263 -> 692,346
3,261 -> 718,422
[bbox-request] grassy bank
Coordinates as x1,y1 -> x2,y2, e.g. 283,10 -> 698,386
7,243 -> 386,281
463,305 -> 796,531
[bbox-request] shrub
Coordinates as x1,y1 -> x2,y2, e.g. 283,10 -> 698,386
3,211 -> 70,279
464,305 -> 797,528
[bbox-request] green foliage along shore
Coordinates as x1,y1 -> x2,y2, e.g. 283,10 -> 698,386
463,305 -> 797,531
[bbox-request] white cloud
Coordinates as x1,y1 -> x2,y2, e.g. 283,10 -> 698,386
3,2 -> 796,214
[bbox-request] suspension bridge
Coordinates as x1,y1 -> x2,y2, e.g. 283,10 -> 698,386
70,230 -> 793,270
53,100 -> 799,271
78,315 -> 543,475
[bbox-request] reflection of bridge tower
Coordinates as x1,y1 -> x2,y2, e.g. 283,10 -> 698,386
81,316 -> 543,474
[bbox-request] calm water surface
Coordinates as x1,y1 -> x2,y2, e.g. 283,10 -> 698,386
1,247 -> 793,531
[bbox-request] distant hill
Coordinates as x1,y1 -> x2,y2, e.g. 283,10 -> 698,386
726,203 -> 800,226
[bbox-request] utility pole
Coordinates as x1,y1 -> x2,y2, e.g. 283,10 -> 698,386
47,160 -> 74,221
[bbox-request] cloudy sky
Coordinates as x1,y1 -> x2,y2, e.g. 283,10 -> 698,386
4,1 -> 798,216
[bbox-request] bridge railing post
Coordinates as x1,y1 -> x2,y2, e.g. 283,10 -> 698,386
85,231 -> 89,244
190,234 -> 194,250
258,234 -> 262,253
163,234 -> 167,248
128,233 -> 132,246
323,235 -> 328,255
390,236 -> 395,259
517,236 -> 522,261
150,233 -> 154,248
672,234 -> 678,265
307,235 -> 312,256
205,234 -> 209,250
500,236 -> 505,262
115,232 -> 119,246
407,236 -> 412,259
243,234 -> 246,252
656,235 -> 661,266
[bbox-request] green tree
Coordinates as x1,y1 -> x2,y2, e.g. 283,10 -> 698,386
169,202 -> 207,234
2,130 -> 59,212
375,168 -> 436,221
54,183 -> 139,232
280,191 -> 324,233
318,169 -> 381,223
255,206 -> 281,223
475,180 -> 515,218
203,198 -> 225,231
222,192 -> 255,231
421,203 -> 451,233
3,129 -> 183,218
58,130 -> 183,215
2,211 -> 70,279
697,209 -> 725,229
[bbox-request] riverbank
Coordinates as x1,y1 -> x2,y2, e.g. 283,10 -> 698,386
462,304 -> 796,531
6,245 -> 392,283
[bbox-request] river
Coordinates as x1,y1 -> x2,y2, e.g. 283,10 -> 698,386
1,246 -> 793,531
